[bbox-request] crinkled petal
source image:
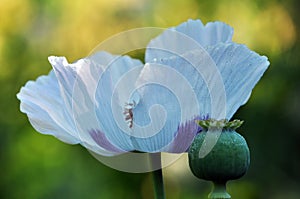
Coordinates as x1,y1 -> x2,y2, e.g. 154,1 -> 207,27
133,42 -> 269,153
206,43 -> 270,118
48,54 -> 134,155
131,55 -> 216,152
72,52 -> 144,152
89,129 -> 125,153
132,44 -> 227,152
17,71 -> 79,144
149,49 -> 227,120
48,56 -> 82,114
94,53 -> 144,151
148,43 -> 269,120
163,116 -> 201,153
174,19 -> 233,47
131,67 -> 181,152
146,19 -> 233,62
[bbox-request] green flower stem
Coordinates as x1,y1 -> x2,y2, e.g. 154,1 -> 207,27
208,181 -> 231,199
150,153 -> 166,199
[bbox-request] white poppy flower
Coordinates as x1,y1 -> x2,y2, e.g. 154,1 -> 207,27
17,19 -> 269,156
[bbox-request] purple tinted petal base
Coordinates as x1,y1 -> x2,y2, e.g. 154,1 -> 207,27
165,116 -> 203,153
89,129 -> 125,153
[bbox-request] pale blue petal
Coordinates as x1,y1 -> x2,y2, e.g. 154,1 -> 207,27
131,57 -> 213,152
163,116 -> 202,153
174,19 -> 233,47
146,19 -> 233,62
92,52 -> 144,151
131,75 -> 181,152
134,43 -> 269,152
206,43 -> 270,118
132,42 -> 229,152
147,49 -> 227,120
147,43 -> 269,120
48,56 -> 78,114
48,54 -> 130,155
17,71 -> 79,144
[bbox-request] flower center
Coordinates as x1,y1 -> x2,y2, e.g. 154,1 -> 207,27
123,103 -> 134,128
123,92 -> 140,129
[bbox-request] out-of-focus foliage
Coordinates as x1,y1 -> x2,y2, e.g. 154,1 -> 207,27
1,0 -> 300,198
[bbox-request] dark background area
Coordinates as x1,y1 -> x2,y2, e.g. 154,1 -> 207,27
1,0 -> 300,198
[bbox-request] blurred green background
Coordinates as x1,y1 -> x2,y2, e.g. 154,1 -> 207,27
1,0 -> 300,198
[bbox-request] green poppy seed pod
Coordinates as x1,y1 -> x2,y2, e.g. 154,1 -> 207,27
188,119 -> 250,199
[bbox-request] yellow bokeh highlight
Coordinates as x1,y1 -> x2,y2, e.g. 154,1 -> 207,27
152,0 -> 199,27
45,0 -> 150,60
255,4 -> 296,53
0,0 -> 33,34
215,1 -> 296,54
1,0 -> 295,65
0,0 -> 33,78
